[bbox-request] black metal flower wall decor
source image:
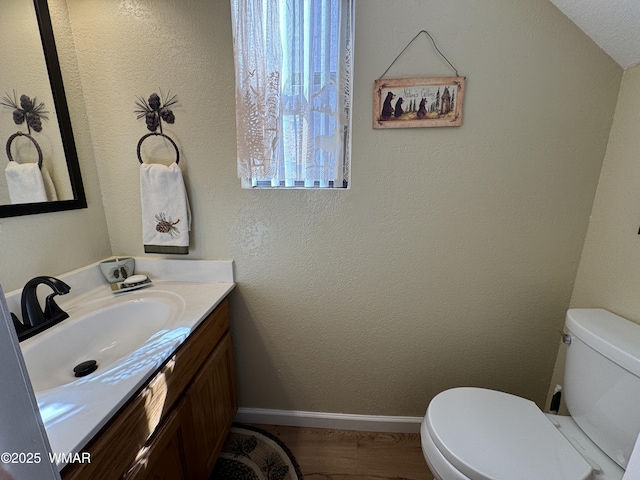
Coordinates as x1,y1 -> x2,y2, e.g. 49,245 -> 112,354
135,91 -> 177,134
1,91 -> 48,134
1,91 -> 48,166
134,91 -> 181,165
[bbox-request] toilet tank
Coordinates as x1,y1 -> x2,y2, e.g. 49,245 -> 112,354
564,308 -> 640,469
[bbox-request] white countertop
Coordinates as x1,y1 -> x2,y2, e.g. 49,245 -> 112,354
4,257 -> 235,470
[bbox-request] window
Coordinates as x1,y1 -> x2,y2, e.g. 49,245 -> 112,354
230,0 -> 354,189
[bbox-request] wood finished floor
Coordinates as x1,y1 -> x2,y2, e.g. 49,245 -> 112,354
250,424 -> 435,480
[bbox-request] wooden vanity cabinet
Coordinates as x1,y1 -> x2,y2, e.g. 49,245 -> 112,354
184,332 -> 237,478
61,298 -> 237,480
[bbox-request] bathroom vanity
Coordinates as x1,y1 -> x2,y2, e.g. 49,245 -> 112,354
61,298 -> 236,479
4,258 -> 236,480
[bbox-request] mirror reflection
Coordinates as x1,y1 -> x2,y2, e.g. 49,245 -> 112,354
0,0 -> 86,216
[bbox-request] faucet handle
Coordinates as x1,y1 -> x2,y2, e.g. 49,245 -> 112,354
44,293 -> 69,322
11,312 -> 28,336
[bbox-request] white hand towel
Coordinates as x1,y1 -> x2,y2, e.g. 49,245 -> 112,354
140,162 -> 191,254
623,431 -> 640,479
5,162 -> 48,204
41,167 -> 58,201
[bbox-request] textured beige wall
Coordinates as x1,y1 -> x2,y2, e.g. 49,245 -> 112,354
571,63 -> 640,319
547,64 -> 640,409
58,0 -> 621,416
0,0 -> 110,293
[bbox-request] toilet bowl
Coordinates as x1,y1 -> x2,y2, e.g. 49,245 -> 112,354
421,387 -> 623,480
420,309 -> 640,480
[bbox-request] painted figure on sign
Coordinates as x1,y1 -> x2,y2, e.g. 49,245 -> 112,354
394,97 -> 404,118
381,91 -> 395,120
417,98 -> 427,119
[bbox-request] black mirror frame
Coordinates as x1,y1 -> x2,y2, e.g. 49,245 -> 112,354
0,0 -> 87,218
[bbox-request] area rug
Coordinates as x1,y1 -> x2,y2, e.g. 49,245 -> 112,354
211,424 -> 304,480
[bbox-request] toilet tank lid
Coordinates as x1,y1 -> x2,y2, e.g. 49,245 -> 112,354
566,309 -> 640,377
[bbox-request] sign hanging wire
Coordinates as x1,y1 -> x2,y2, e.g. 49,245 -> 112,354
378,29 -> 460,79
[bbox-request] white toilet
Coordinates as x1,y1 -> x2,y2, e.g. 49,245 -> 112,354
421,309 -> 640,480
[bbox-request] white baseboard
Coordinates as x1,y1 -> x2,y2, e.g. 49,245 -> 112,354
235,408 -> 423,433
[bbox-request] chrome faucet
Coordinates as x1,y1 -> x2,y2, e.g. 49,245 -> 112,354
20,276 -> 70,328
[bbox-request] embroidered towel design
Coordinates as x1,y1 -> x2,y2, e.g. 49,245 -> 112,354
140,162 -> 191,254
155,212 -> 180,236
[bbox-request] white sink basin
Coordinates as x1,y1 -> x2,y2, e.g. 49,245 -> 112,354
21,290 -> 186,392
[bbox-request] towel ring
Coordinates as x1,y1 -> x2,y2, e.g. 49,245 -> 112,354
137,132 -> 180,165
5,132 -> 43,169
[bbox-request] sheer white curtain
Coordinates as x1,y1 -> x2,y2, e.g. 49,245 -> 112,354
230,0 -> 354,188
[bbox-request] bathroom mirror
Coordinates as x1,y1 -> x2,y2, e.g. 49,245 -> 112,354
0,0 -> 86,217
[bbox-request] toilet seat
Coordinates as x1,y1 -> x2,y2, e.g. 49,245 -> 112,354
423,387 -> 593,480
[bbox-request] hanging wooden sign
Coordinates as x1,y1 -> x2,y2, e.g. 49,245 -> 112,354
373,76 -> 465,129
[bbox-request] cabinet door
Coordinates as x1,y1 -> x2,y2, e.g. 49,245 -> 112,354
124,398 -> 190,480
184,332 -> 237,479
